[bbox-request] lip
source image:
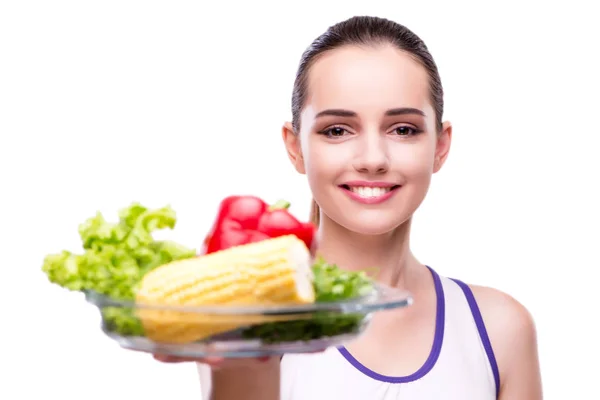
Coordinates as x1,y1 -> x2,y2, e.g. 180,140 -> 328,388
338,182 -> 401,205
341,181 -> 398,188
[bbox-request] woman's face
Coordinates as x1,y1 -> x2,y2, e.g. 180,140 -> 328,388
284,44 -> 452,235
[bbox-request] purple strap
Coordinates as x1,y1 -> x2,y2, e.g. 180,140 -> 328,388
336,265 -> 445,383
451,278 -> 501,399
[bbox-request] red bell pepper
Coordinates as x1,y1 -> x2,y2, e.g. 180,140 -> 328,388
202,195 -> 316,254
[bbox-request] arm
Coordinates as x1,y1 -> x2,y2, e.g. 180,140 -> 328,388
197,358 -> 281,400
470,285 -> 543,399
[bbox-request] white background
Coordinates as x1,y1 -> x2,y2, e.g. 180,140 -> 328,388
1,1 -> 598,399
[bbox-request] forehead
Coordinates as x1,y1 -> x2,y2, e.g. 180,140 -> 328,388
305,44 -> 432,117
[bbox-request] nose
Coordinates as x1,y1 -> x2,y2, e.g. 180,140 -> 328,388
352,132 -> 390,174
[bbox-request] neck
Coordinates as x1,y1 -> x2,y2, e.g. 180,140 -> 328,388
314,215 -> 418,289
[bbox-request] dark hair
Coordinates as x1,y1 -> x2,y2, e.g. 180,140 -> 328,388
290,16 -> 445,226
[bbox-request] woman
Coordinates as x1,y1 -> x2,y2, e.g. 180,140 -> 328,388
154,15 -> 543,400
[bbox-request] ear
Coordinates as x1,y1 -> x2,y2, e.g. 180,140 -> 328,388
282,121 -> 306,174
433,121 -> 452,173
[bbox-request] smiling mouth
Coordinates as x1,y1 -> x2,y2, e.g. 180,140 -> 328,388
340,184 -> 401,198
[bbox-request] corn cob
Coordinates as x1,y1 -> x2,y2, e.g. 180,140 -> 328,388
134,234 -> 316,343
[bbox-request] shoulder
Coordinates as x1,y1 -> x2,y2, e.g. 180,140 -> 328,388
468,284 -> 536,339
467,283 -> 542,398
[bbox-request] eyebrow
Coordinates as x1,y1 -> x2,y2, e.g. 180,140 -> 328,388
314,107 -> 426,119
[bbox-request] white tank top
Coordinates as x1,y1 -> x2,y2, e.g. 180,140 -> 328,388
280,267 -> 501,400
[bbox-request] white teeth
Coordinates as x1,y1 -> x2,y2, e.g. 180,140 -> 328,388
349,186 -> 391,198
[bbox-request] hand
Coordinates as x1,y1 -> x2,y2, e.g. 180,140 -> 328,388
151,346 -> 328,367
152,353 -> 275,369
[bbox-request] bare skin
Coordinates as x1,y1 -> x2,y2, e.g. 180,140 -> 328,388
472,285 -> 543,399
151,44 -> 542,399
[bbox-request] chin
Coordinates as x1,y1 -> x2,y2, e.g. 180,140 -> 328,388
330,209 -> 410,236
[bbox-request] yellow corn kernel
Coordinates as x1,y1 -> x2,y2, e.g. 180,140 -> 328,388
135,235 -> 315,343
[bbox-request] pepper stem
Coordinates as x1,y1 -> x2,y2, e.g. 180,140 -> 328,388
269,199 -> 291,211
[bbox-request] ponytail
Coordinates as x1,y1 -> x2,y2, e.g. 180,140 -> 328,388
309,199 -> 320,227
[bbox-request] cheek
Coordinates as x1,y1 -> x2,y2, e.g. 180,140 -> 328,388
303,139 -> 347,180
393,144 -> 435,181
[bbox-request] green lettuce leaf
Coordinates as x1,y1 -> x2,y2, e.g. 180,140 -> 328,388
43,202 -> 195,300
312,256 -> 374,302
42,202 -> 197,336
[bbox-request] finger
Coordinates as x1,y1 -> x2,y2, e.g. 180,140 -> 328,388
153,354 -> 186,363
153,354 -> 225,366
199,356 -> 226,366
152,354 -> 281,367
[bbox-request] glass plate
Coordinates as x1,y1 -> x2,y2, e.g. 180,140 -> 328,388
84,283 -> 413,358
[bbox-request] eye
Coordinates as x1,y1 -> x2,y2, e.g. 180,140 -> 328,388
318,126 -> 350,138
390,125 -> 421,137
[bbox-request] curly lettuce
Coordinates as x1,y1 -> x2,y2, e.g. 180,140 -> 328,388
42,202 -> 197,335
311,257 -> 374,302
